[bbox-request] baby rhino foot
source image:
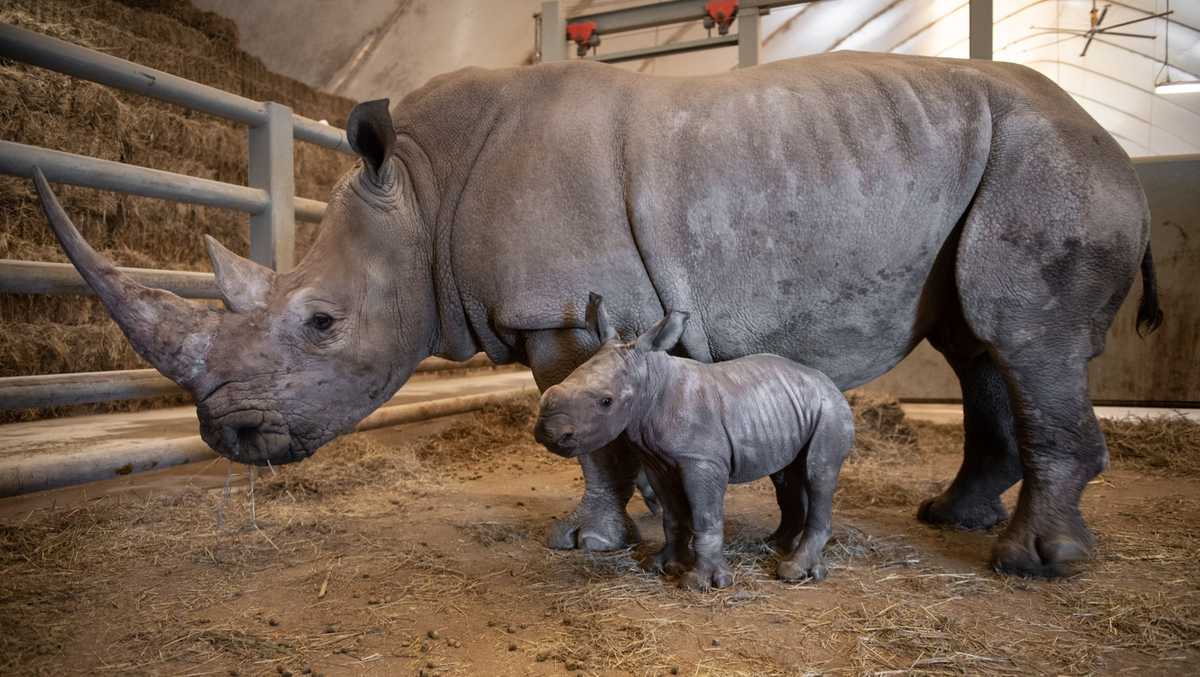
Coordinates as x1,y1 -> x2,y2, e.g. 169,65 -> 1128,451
777,549 -> 827,583
680,560 -> 733,591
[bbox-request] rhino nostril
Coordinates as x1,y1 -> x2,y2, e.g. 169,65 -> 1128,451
559,431 -> 575,445
235,425 -> 259,451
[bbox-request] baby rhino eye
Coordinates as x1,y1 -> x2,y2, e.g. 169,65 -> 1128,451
599,396 -> 614,408
309,313 -> 335,331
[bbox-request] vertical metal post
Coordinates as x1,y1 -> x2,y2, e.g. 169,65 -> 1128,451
540,1 -> 567,62
248,102 -> 295,271
969,0 -> 993,60
737,7 -> 760,68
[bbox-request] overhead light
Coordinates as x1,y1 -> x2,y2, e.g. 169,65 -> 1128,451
1152,1 -> 1197,95
1155,80 -> 1200,95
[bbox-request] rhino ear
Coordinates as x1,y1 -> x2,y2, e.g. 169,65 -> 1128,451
205,235 -> 274,313
635,310 -> 689,353
586,292 -> 618,343
346,98 -> 395,177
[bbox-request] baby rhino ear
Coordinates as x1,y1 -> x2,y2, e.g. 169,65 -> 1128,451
635,310 -> 689,353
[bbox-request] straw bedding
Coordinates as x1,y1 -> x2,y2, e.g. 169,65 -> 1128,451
2,393 -> 1197,675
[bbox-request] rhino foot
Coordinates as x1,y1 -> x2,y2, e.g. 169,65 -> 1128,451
680,559 -> 733,591
547,505 -> 639,551
917,492 -> 1008,531
777,559 -> 827,583
991,520 -> 1094,579
777,545 -> 828,583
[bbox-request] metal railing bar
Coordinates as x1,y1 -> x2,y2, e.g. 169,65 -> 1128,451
294,196 -> 327,223
0,369 -> 181,411
0,139 -> 269,212
587,34 -> 738,64
0,140 -> 330,221
0,355 -> 501,411
0,23 -> 353,154
293,117 -> 352,154
0,259 -> 218,298
0,383 -> 536,497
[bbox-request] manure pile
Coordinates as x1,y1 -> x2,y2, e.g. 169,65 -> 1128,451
0,0 -> 356,421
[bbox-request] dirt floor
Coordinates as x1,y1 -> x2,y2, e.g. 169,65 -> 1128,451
2,395 -> 1198,676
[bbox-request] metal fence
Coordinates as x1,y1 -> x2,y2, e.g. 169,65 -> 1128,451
0,23 -> 483,412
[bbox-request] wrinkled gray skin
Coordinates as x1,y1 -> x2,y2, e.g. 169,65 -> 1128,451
37,52 -> 1162,579
535,295 -> 854,589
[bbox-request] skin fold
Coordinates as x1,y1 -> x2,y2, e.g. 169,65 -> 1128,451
534,295 -> 855,590
36,52 -> 1162,578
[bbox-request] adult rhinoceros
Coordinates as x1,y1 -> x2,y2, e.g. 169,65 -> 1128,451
35,51 -> 1161,578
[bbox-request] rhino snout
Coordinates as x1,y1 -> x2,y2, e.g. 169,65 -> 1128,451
533,414 -> 578,457
199,403 -> 306,466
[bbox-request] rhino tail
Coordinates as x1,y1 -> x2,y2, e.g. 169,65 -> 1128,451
1135,241 -> 1164,338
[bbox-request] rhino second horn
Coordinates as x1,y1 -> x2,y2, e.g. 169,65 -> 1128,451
204,235 -> 274,313
33,168 -> 220,391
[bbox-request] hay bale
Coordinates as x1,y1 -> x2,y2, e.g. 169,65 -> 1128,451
1102,415 -> 1200,476
846,391 -> 918,457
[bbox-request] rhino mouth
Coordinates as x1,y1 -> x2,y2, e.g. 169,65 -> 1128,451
198,405 -> 315,466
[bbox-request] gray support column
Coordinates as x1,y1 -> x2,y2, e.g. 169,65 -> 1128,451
540,1 -> 567,62
738,7 -> 761,68
969,0 -> 993,60
248,102 -> 296,272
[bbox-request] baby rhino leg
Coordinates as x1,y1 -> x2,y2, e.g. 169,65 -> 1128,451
642,466 -> 692,576
778,401 -> 854,582
679,462 -> 733,591
769,467 -> 808,553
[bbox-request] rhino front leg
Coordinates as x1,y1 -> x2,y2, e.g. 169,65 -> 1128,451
525,328 -> 641,551
547,445 -> 641,550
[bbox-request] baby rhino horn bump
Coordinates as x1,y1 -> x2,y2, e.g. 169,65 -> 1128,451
33,168 -> 220,391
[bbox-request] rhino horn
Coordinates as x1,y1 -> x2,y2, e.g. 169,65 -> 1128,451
33,168 -> 219,392
203,235 -> 274,313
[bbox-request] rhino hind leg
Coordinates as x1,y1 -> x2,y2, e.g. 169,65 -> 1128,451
917,349 -> 1021,531
986,356 -> 1104,578
948,119 -> 1145,577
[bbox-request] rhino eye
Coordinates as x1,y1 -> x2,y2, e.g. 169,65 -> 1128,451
309,313 -> 335,331
599,396 -> 613,408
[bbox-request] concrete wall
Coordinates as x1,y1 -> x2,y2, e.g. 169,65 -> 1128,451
861,154 -> 1200,404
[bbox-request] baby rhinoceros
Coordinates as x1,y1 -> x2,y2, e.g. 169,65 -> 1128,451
534,294 -> 855,590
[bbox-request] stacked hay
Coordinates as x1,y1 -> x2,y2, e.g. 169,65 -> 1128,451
0,0 -> 357,421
